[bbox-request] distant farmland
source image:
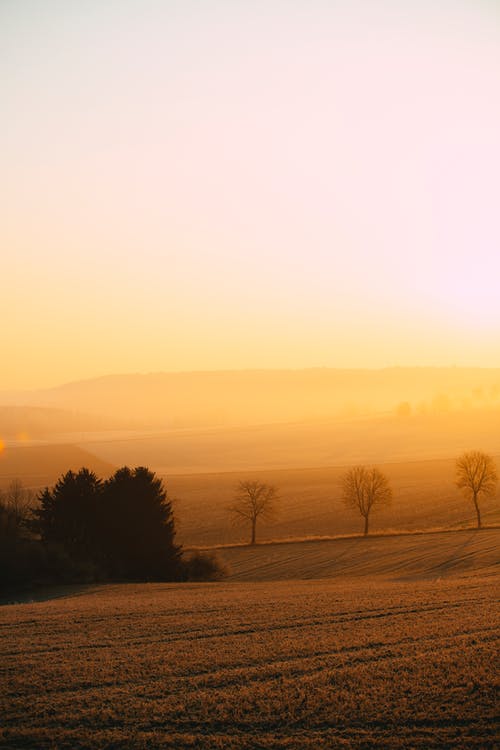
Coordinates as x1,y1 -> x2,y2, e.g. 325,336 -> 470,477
1,569 -> 498,749
1,442 -> 498,546
79,409 -> 500,474
167,459 -> 500,547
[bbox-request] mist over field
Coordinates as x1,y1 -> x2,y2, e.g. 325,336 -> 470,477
3,367 -> 500,430
2,368 -> 500,478
2,367 -> 500,546
4,377 -> 498,750
2,0 -> 500,746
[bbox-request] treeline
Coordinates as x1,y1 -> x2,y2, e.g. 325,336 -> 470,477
0,467 -> 222,594
2,449 -> 497,593
229,451 -> 498,544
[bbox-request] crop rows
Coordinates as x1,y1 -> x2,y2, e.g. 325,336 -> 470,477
1,573 -> 498,749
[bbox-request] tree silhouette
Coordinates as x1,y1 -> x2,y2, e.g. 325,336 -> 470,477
342,465 -> 392,536
0,479 -> 35,532
229,480 -> 278,545
0,491 -> 42,591
102,466 -> 181,579
32,468 -> 103,561
31,466 -> 181,581
455,450 -> 498,529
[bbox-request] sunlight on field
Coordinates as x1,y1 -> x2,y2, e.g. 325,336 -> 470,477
78,409 -> 500,475
2,0 -> 499,743
168,461 -> 500,547
215,529 -> 500,582
1,573 -> 498,749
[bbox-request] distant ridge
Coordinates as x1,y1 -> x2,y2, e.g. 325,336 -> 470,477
30,364 -> 500,388
2,367 -> 500,429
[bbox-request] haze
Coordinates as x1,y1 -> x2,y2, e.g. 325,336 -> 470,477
2,0 -> 500,389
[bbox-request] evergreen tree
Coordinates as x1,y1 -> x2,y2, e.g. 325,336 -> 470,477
32,468 -> 103,561
102,466 -> 181,580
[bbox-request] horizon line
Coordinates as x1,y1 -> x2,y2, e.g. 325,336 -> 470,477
3,363 -> 500,394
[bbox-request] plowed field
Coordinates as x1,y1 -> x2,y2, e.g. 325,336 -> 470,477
1,563 -> 498,748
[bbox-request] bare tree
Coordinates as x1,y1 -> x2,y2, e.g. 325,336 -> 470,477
1,478 -> 36,529
342,466 -> 392,536
455,450 -> 498,529
228,480 -> 278,545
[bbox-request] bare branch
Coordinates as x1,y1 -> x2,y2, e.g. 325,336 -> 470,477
456,450 -> 498,528
342,465 -> 392,536
228,480 -> 279,544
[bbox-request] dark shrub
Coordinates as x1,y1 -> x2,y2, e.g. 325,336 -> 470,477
181,551 -> 227,581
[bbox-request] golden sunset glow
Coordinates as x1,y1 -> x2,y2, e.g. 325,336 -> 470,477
1,0 -> 499,390
2,6 -> 499,748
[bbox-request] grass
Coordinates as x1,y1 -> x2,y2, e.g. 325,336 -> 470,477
1,568 -> 498,749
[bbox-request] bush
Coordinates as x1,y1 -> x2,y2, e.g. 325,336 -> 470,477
0,538 -> 45,592
180,551 -> 227,581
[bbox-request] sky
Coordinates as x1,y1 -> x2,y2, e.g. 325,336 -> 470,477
2,0 -> 500,389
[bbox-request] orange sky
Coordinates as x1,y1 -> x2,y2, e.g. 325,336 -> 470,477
2,1 -> 500,389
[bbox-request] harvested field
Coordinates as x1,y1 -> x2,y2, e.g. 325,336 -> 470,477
3,419 -> 499,547
1,568 -> 498,748
217,528 -> 500,582
167,460 -> 500,547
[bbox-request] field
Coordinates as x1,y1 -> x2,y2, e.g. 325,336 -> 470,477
167,460 -> 500,547
79,409 -> 500,475
1,533 -> 499,749
2,409 -> 500,548
217,528 -> 500,581
1,444 -> 499,548
2,406 -> 499,748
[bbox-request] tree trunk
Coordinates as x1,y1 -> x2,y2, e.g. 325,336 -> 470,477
473,492 -> 482,529
363,514 -> 369,536
251,517 -> 256,545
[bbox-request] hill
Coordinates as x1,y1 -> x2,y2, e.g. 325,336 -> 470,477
167,456 -> 500,546
78,409 -> 500,476
1,438 -> 498,542
215,528 -> 500,581
4,367 -> 500,428
0,444 -> 115,490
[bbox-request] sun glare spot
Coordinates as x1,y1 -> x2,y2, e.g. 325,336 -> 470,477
0,439 -> 5,454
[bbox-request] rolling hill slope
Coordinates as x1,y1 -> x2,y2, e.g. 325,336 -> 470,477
168,457 -> 500,546
78,409 -> 500,475
0,444 -> 115,489
216,528 -> 500,581
5,367 -> 500,428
